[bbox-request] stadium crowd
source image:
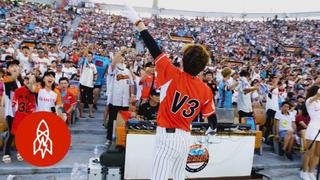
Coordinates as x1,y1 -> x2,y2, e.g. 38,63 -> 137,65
0,1 -> 320,179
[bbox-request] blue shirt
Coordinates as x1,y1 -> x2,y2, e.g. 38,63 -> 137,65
92,55 -> 110,86
218,80 -> 233,108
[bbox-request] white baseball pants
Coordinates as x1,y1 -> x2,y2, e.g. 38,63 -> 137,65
151,127 -> 191,180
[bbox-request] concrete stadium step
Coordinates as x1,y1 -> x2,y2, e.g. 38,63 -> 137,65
0,173 -> 71,180
0,149 -> 95,175
77,117 -> 104,122
71,134 -> 106,147
253,150 -> 301,170
83,109 -> 105,114
69,121 -> 105,131
257,168 -> 304,180
70,129 -> 106,135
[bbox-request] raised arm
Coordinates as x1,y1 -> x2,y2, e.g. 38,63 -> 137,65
124,4 -> 162,59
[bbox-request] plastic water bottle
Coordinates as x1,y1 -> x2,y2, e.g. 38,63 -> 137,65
70,163 -> 80,180
78,164 -> 88,180
93,145 -> 99,159
7,175 -> 16,180
71,163 -> 87,180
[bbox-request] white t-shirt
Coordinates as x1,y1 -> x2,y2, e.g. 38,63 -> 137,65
107,64 -> 133,107
79,63 -> 97,88
135,76 -> 142,101
306,98 -> 320,127
55,71 -> 65,84
275,111 -> 295,131
3,80 -> 21,117
1,47 -> 14,61
16,52 -> 32,73
33,55 -> 51,75
36,89 -> 60,112
237,77 -> 253,113
62,67 -> 77,79
48,52 -> 59,62
266,87 -> 279,111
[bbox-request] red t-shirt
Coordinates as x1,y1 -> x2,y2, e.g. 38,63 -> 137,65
295,114 -> 310,133
140,75 -> 157,100
11,86 -> 36,134
71,54 -> 80,64
155,53 -> 215,132
61,89 -> 77,114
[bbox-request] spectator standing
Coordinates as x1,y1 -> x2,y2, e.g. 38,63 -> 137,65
265,75 -> 280,142
59,77 -> 76,124
79,51 -> 97,118
218,67 -> 238,108
62,60 -> 77,79
106,48 -> 135,144
92,55 -> 109,110
3,74 -> 36,163
204,71 -> 218,100
32,48 -> 50,75
139,62 -> 156,103
237,70 -> 259,122
14,46 -> 32,75
301,86 -> 320,180
2,60 -> 21,163
55,64 -> 65,85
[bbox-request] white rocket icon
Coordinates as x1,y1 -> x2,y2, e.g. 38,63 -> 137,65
33,120 -> 53,159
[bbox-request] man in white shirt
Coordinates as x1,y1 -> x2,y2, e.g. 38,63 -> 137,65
274,101 -> 296,160
106,48 -> 135,144
62,61 -> 77,79
79,52 -> 97,118
1,42 -> 14,61
59,46 -> 69,61
237,70 -> 259,123
32,48 -> 51,75
265,75 -> 280,143
14,46 -> 32,75
55,64 -> 65,85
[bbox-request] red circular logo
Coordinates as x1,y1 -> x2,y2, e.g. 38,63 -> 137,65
15,112 -> 71,167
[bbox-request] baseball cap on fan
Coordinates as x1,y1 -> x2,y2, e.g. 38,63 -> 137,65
43,71 -> 56,78
150,89 -> 160,96
7,59 -> 20,67
144,62 -> 155,68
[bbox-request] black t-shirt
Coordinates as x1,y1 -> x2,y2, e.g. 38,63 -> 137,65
138,102 -> 159,120
206,82 -> 218,96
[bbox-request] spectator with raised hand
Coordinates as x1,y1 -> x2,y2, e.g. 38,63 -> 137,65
13,46 -> 32,75
79,51 -> 97,118
59,46 -> 69,62
218,67 -> 238,108
2,60 -> 22,163
105,48 -> 135,144
264,75 -> 280,143
237,69 -> 259,122
3,74 -> 37,164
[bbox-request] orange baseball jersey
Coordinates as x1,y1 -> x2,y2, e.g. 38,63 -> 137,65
140,75 -> 157,100
155,53 -> 215,132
